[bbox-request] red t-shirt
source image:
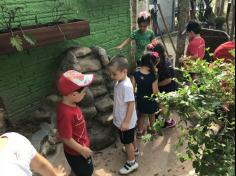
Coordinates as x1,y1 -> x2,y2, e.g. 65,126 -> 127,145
57,102 -> 90,155
186,37 -> 206,59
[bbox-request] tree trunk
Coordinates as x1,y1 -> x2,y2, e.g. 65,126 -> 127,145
230,0 -> 235,40
215,0 -> 221,16
130,0 -> 138,72
219,0 -> 226,16
176,0 -> 190,67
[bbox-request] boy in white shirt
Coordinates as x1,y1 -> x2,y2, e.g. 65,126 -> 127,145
0,132 -> 65,176
108,55 -> 138,175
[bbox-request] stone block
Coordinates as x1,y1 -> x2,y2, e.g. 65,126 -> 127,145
95,95 -> 113,113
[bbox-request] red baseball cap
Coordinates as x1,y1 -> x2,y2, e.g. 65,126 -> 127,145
58,70 -> 94,96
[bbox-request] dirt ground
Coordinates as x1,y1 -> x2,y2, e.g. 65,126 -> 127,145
92,36 -> 196,176
93,114 -> 196,176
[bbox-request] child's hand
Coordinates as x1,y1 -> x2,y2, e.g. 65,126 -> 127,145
81,146 -> 93,159
54,165 -> 66,176
120,121 -> 129,131
116,45 -> 123,51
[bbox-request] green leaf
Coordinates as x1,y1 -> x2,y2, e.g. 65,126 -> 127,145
10,35 -> 23,52
22,33 -> 36,46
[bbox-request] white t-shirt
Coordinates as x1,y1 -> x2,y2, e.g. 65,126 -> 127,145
0,132 -> 37,176
113,77 -> 137,129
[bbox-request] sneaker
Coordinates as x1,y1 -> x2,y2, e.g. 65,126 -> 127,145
122,146 -> 140,156
119,161 -> 139,175
163,119 -> 177,128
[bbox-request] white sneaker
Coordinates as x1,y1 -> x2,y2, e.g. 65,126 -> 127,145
119,161 -> 139,175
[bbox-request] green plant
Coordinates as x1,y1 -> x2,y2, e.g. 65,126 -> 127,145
150,56 -> 235,175
215,16 -> 226,30
0,2 -> 35,52
51,0 -> 79,23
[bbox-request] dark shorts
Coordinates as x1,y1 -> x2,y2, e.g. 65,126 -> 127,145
137,97 -> 158,114
118,128 -> 135,145
64,152 -> 94,176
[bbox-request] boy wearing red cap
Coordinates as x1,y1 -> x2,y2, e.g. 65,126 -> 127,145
57,70 -> 94,176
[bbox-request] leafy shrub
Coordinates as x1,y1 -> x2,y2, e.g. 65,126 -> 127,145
154,55 -> 235,175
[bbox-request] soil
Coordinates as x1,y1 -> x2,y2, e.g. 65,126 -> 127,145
92,114 -> 196,176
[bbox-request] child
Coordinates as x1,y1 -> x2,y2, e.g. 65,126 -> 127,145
57,70 -> 94,176
184,20 -> 206,60
0,132 -> 65,176
131,52 -> 160,138
147,40 -> 177,128
108,56 -> 138,175
116,11 -> 155,66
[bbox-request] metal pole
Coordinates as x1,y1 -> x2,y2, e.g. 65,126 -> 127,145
157,4 -> 177,54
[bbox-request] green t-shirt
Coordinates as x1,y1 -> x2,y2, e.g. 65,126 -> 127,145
130,29 -> 155,61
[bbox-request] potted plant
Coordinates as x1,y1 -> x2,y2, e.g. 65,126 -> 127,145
0,2 -> 90,55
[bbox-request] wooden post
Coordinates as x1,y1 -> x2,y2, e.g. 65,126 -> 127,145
157,4 -> 177,54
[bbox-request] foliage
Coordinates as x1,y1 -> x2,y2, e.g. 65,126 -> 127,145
51,0 -> 79,23
215,16 -> 226,30
0,2 -> 35,52
10,35 -> 23,51
152,56 -> 235,175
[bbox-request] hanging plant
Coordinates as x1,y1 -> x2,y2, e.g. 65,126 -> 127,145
0,0 -> 90,55
0,3 -> 36,52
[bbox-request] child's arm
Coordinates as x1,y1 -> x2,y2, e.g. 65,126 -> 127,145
158,78 -> 172,87
30,153 -> 66,176
130,76 -> 136,92
120,101 -> 135,131
62,138 -> 93,159
116,38 -> 132,50
152,80 -> 159,94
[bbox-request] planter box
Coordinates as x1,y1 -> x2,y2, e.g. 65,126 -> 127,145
0,20 -> 90,55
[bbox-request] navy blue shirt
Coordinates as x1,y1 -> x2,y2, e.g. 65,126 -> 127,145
132,70 -> 157,97
157,59 -> 178,93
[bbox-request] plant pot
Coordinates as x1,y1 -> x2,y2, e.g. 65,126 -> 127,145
0,20 -> 90,55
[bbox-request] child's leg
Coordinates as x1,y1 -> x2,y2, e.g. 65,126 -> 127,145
125,143 -> 135,161
149,114 -> 157,135
119,128 -> 139,174
64,152 -> 94,176
133,132 -> 138,150
149,114 -> 156,128
137,113 -> 146,134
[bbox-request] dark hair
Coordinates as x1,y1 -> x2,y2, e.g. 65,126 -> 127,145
148,43 -> 167,69
108,55 -> 129,71
137,16 -> 151,25
186,20 -> 202,34
141,52 -> 159,78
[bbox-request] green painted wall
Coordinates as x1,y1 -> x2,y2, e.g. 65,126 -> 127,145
0,0 -> 131,122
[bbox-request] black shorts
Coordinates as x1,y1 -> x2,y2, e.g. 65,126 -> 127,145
118,128 -> 135,145
64,152 -> 94,176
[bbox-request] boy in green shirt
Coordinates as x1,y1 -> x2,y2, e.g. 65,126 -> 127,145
116,11 -> 155,66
